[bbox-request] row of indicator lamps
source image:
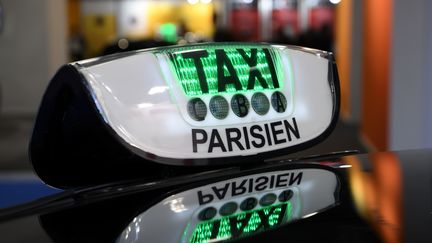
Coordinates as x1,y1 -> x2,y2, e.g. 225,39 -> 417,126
187,91 -> 288,121
198,189 -> 293,221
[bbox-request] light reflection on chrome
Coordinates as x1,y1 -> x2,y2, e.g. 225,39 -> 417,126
148,86 -> 169,95
136,103 -> 154,109
301,211 -> 318,219
164,197 -> 188,213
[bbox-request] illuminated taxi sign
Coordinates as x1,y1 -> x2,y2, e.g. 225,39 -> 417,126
168,46 -> 282,96
31,42 -> 340,180
189,202 -> 293,243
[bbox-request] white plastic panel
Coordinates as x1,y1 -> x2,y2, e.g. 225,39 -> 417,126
76,44 -> 336,161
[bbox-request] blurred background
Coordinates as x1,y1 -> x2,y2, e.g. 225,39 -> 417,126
0,0 -> 431,207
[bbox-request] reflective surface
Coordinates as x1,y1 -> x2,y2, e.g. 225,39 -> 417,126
0,149 -> 432,242
118,168 -> 338,243
344,150 -> 432,243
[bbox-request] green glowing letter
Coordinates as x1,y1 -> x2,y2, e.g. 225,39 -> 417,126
182,50 -> 209,93
215,49 -> 242,92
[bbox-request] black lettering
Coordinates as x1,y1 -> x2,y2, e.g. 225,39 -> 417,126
208,129 -> 227,153
255,176 -> 269,191
212,184 -> 229,200
216,49 -> 242,92
232,180 -> 247,196
264,124 -> 272,146
211,221 -> 220,239
273,92 -> 286,112
276,173 -> 290,187
269,175 -> 275,189
233,94 -> 249,117
181,50 -> 209,93
226,128 -> 244,151
248,178 -> 253,193
284,117 -> 301,141
289,172 -> 303,186
243,126 -> 251,149
192,129 -> 207,153
250,125 -> 265,148
197,190 -> 214,205
271,121 -> 287,145
237,48 -> 269,90
263,48 -> 280,88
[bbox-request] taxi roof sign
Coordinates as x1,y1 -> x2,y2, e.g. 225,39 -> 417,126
30,43 -> 340,188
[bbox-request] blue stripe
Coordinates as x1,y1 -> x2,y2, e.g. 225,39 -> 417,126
0,177 -> 62,208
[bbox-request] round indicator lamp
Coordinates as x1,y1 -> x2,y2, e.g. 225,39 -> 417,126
198,207 -> 217,221
209,96 -> 229,119
231,94 -> 250,117
259,193 -> 277,206
278,189 -> 293,202
271,91 -> 287,113
251,92 -> 270,115
187,98 -> 207,121
219,202 -> 238,216
240,197 -> 258,211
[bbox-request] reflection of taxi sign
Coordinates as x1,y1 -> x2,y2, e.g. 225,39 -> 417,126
30,43 -> 339,187
189,201 -> 293,242
118,167 -> 340,243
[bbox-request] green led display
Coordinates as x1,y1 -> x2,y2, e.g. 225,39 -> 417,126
189,221 -> 213,243
167,45 -> 283,96
188,202 -> 293,243
242,212 -> 261,233
216,218 -> 231,239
